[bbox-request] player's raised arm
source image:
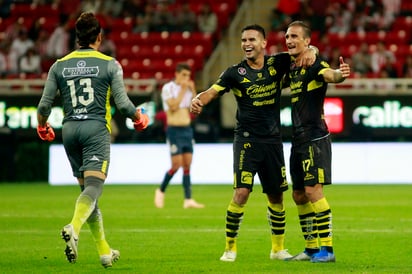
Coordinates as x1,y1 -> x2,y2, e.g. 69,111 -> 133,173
323,56 -> 351,83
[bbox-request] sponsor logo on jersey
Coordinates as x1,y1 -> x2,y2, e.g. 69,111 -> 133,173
90,155 -> 100,161
241,171 -> 253,185
62,60 -> 99,78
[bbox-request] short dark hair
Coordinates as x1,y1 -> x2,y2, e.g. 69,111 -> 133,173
241,24 -> 266,39
75,12 -> 101,47
288,21 -> 311,38
176,62 -> 191,72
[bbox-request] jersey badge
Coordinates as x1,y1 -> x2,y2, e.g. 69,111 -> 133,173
238,67 -> 247,75
268,66 -> 277,76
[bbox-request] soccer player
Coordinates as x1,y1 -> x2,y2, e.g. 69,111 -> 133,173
283,20 -> 350,263
36,12 -> 149,268
190,24 -> 316,262
154,62 -> 204,209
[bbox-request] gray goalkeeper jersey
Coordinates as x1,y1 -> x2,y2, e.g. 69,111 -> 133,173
37,48 -> 136,131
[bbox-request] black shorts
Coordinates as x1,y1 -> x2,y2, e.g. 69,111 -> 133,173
166,126 -> 194,156
233,139 -> 288,194
290,136 -> 332,190
62,120 -> 110,178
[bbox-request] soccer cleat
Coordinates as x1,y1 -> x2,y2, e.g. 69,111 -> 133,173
310,247 -> 336,263
183,199 -> 205,209
61,224 -> 78,263
154,188 -> 165,208
285,251 -> 313,261
100,249 -> 120,268
270,249 -> 293,260
220,251 -> 236,262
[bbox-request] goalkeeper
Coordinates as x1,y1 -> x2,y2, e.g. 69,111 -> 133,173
36,12 -> 149,268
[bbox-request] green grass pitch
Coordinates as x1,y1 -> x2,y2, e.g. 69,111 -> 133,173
1,183 -> 411,273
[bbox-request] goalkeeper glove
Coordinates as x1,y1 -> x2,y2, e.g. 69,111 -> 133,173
37,122 -> 55,142
133,109 -> 149,131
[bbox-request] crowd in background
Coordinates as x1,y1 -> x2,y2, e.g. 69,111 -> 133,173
0,0 -> 218,78
271,0 -> 412,78
0,0 -> 411,79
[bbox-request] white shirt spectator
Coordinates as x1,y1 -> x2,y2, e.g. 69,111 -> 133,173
8,30 -> 34,73
19,47 -> 41,74
197,3 -> 218,34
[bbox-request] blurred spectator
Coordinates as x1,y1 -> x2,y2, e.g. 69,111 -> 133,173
401,55 -> 412,78
8,29 -> 34,74
351,42 -> 371,77
46,13 -> 70,59
379,55 -> 398,78
175,2 -> 197,32
3,19 -> 27,45
269,8 -> 290,32
99,29 -> 116,57
19,47 -> 41,74
328,47 -> 342,69
382,0 -> 401,17
371,41 -> 396,74
0,45 -> 7,77
327,2 -> 352,34
122,0 -> 146,18
133,15 -> 150,33
349,9 -> 370,33
28,17 -> 45,43
304,0 -> 329,34
100,0 -> 125,18
132,3 -> 154,33
197,3 -> 218,34
34,29 -> 50,59
370,3 -> 394,31
152,2 -> 175,32
80,0 -> 103,14
317,33 -> 332,61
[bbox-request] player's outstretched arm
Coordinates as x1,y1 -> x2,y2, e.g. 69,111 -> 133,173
190,88 -> 218,115
324,56 -> 351,83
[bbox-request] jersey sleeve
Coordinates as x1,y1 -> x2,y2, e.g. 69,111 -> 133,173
315,57 -> 331,81
211,67 -> 235,95
37,62 -> 59,117
108,59 -> 136,118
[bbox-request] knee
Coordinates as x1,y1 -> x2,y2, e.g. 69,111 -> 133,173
268,192 -> 283,204
233,188 -> 250,206
292,189 -> 308,205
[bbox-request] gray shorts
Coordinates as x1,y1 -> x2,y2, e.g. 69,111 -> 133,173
62,120 -> 110,178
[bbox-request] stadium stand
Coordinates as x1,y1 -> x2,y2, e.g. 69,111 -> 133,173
0,0 -> 242,82
0,0 -> 412,82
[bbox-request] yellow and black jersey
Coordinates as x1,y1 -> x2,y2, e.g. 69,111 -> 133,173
288,56 -> 330,145
212,53 -> 290,142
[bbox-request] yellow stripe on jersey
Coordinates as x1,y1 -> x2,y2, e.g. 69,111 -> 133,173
105,87 -> 112,133
307,79 -> 324,92
101,160 -> 108,174
211,84 -> 226,94
58,50 -> 113,62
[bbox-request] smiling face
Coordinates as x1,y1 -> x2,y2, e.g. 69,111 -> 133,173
241,29 -> 267,62
285,25 -> 311,57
